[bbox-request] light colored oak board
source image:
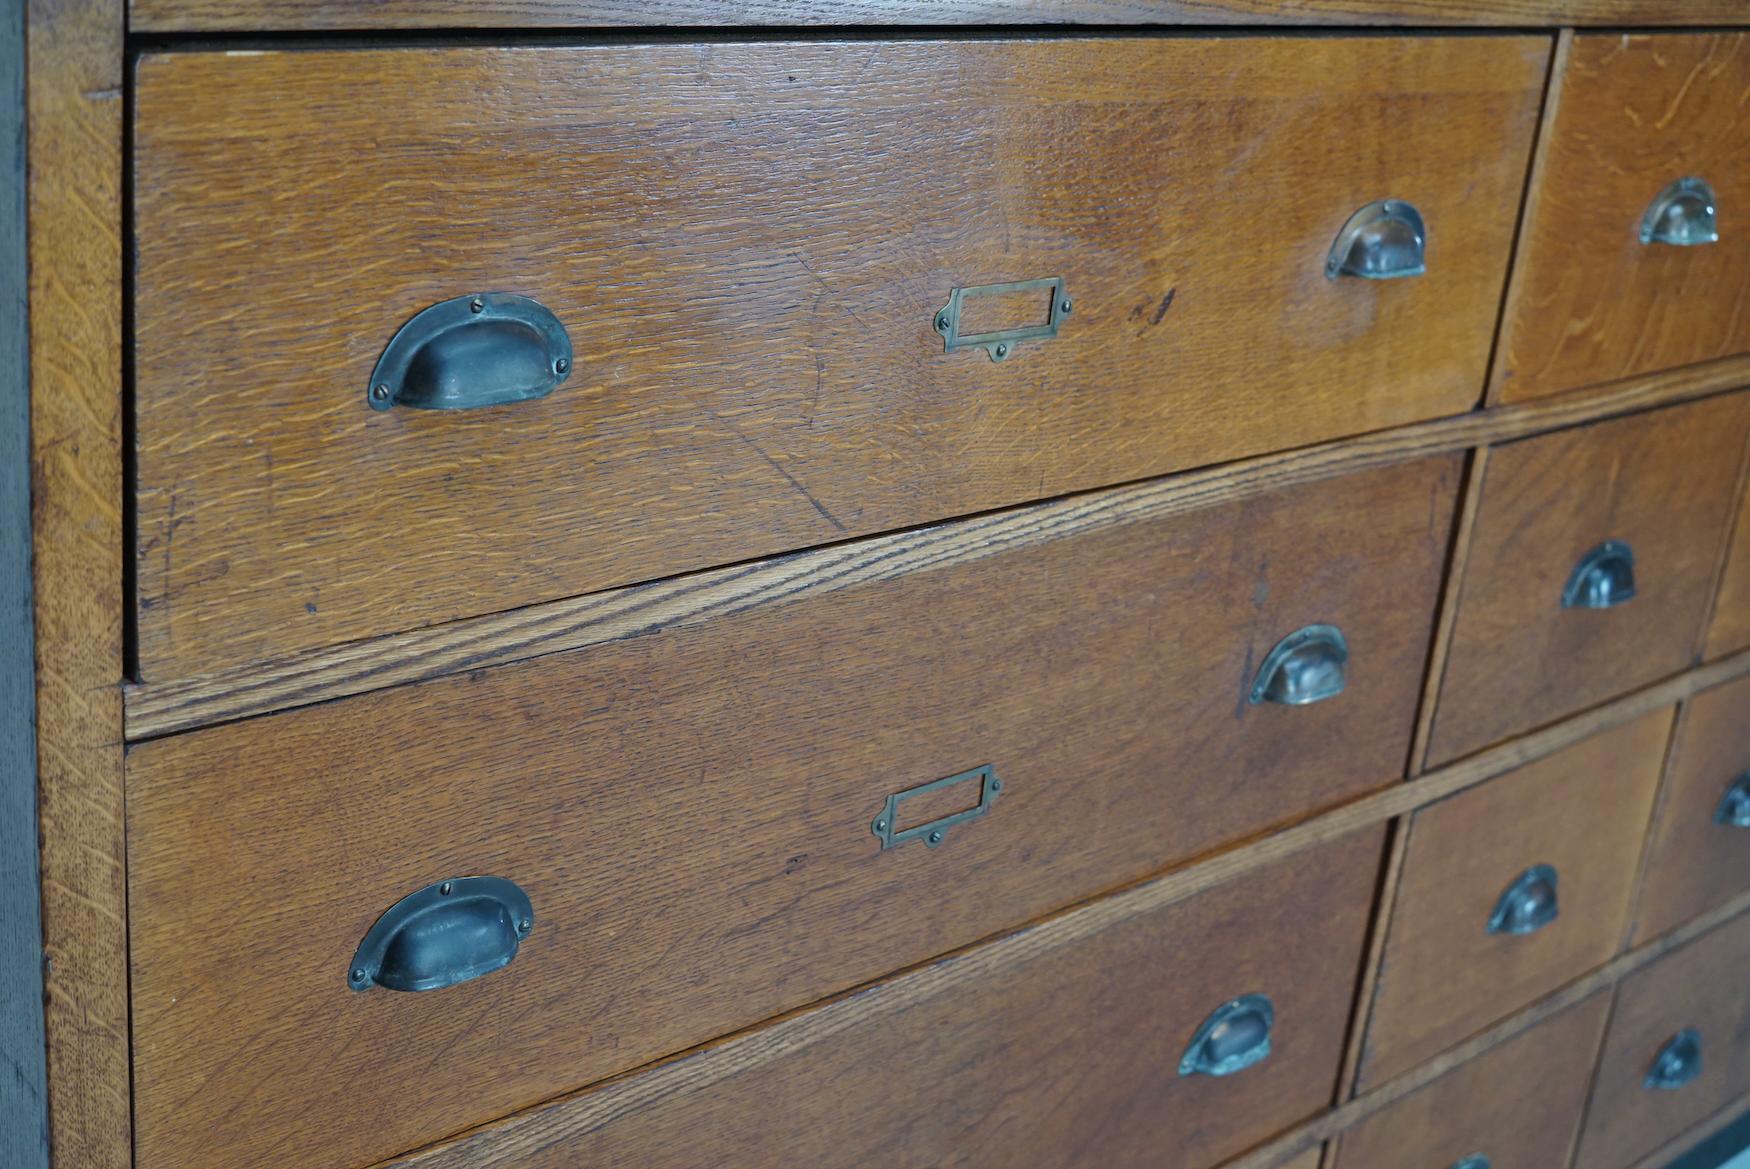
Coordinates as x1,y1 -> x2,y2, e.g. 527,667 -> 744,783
131,36 -> 1547,681
124,353 -> 1750,740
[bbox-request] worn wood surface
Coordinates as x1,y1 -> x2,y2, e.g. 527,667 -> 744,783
1632,674 -> 1750,945
126,0 -> 1750,33
373,830 -> 1384,1169
1707,470 -> 1750,659
0,0 -> 46,1163
125,456 -> 1453,1169
123,355 -> 1750,741
1428,392 -> 1750,765
26,0 -> 130,1164
131,36 -> 1545,683
1574,909 -> 1750,1169
1333,993 -> 1610,1169
1493,33 -> 1750,404
1359,710 -> 1670,1087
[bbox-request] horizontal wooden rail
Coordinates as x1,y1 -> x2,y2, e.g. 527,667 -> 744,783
373,645 -> 1750,1169
125,352 -> 1750,740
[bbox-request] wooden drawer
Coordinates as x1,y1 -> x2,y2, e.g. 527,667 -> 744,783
1575,910 -> 1750,1169
1359,711 -> 1669,1088
1428,393 -> 1750,765
131,36 -> 1547,681
404,831 -> 1386,1169
1632,675 -> 1750,945
125,456 -> 1454,1169
1494,33 -> 1750,403
1707,482 -> 1750,659
1334,993 -> 1610,1169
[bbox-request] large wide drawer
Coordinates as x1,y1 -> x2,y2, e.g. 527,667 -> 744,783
1493,33 -> 1750,403
131,35 -> 1547,681
1428,392 -> 1750,764
125,456 -> 1456,1169
379,830 -> 1386,1169
1358,711 -> 1668,1088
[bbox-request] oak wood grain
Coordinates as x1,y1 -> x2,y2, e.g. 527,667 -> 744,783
123,355 -> 1750,741
26,0 -> 130,1164
126,0 -> 1750,34
1333,993 -> 1610,1169
131,36 -> 1547,682
1493,33 -> 1750,404
125,456 -> 1455,1169
1358,711 -> 1671,1088
1574,909 -> 1750,1169
1631,674 -> 1750,945
1428,391 -> 1750,765
1707,468 -> 1750,659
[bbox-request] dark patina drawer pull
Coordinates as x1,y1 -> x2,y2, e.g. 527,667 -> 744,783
1178,994 -> 1275,1078
871,764 -> 1001,851
1487,864 -> 1559,936
1715,772 -> 1750,827
1250,624 -> 1348,706
1640,177 -> 1718,247
1645,1028 -> 1703,1091
1449,1155 -> 1492,1169
368,292 -> 572,411
1326,199 -> 1426,280
1562,540 -> 1636,609
349,875 -> 534,992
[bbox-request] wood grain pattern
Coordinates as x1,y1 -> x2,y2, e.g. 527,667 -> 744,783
25,0 -> 130,1164
126,0 -> 1750,34
1574,909 -> 1750,1169
1631,674 -> 1750,945
125,456 -> 1455,1169
1706,470 -> 1750,659
131,36 -> 1547,683
1428,392 -> 1750,765
1493,33 -> 1750,404
1359,710 -> 1671,1088
1621,1092 -> 1750,1169
123,355 -> 1750,741
361,828 -> 1382,1169
1333,993 -> 1610,1169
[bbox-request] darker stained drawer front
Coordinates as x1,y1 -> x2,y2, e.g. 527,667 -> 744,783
1495,33 -> 1750,403
1428,392 -> 1750,765
131,36 -> 1548,680
125,456 -> 1458,1169
1633,674 -> 1750,945
1574,910 -> 1750,1169
375,830 -> 1387,1169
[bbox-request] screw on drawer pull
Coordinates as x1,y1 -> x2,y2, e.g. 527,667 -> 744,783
1715,773 -> 1750,828
1449,1156 -> 1492,1169
1325,200 -> 1426,280
871,764 -> 1000,850
1562,540 -> 1637,610
933,277 -> 1070,362
1487,864 -> 1560,936
1179,994 -> 1275,1078
1645,1029 -> 1704,1091
367,292 -> 573,411
1640,178 -> 1718,247
1249,624 -> 1348,706
348,875 -> 534,992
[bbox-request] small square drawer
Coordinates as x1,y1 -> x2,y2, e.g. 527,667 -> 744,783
1575,910 -> 1750,1169
1632,674 -> 1750,945
1429,393 -> 1750,765
1494,33 -> 1750,402
1359,711 -> 1670,1088
1334,993 -> 1610,1169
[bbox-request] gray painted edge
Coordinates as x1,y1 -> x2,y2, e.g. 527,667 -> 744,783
0,0 -> 48,1160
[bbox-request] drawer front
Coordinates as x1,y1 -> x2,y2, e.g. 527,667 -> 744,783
131,36 -> 1547,681
125,457 -> 1455,1169
1429,393 -> 1750,765
1335,993 -> 1610,1169
1633,674 -> 1750,945
1494,33 -> 1750,403
1360,711 -> 1670,1087
1575,910 -> 1750,1169
415,831 -> 1385,1169
1707,484 -> 1750,659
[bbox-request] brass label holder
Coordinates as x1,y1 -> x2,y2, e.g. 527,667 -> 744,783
934,277 -> 1070,362
871,764 -> 1002,850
